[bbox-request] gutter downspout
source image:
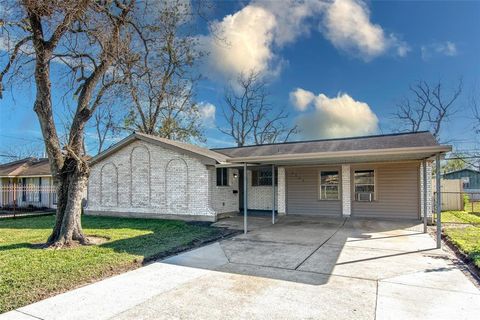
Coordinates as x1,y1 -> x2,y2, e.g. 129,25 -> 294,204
272,164 -> 275,225
422,160 -> 428,233
435,154 -> 442,249
243,163 -> 248,234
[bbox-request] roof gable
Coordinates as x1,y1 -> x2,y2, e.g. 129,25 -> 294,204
0,158 -> 51,177
90,133 -> 228,165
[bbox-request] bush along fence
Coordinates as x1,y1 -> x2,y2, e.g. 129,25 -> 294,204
0,183 -> 57,217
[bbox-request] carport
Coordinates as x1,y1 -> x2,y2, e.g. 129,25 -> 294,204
213,132 -> 451,248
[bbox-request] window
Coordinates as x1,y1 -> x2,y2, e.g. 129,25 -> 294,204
319,171 -> 340,200
26,178 -> 40,202
22,178 -> 27,202
38,177 -> 42,203
52,183 -> 57,205
354,170 -> 375,201
216,168 -> 229,186
252,168 -> 278,186
462,177 -> 470,189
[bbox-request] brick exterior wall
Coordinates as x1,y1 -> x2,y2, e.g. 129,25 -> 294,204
210,167 -> 239,214
86,139 -> 283,221
246,170 -> 278,211
86,140 -> 216,220
341,164 -> 351,216
420,161 -> 433,219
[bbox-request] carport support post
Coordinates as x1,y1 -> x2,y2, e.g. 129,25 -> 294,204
422,160 -> 428,233
243,163 -> 248,234
436,154 -> 442,249
272,164 -> 275,224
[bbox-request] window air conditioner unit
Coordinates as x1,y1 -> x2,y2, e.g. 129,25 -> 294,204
357,193 -> 373,202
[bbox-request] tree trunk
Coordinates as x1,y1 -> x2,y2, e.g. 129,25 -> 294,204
47,157 -> 90,246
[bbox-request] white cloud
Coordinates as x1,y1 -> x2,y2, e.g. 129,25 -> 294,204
199,102 -> 216,127
320,0 -> 408,61
293,89 -> 379,139
201,1 -> 325,80
290,88 -> 315,111
254,0 -> 325,46
200,5 -> 278,79
421,41 -> 458,60
201,0 -> 408,80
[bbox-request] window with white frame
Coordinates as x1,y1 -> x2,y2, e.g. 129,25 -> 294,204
319,171 -> 340,200
216,168 -> 229,186
354,170 -> 375,201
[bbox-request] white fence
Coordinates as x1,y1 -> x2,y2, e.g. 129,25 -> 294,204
0,184 -> 57,210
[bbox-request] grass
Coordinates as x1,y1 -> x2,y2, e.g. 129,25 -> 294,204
440,210 -> 480,225
439,210 -> 480,270
464,199 -> 480,213
443,226 -> 480,269
0,215 -> 226,313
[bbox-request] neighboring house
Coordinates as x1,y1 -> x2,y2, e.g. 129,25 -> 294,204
0,158 -> 57,209
443,168 -> 480,192
86,131 -> 450,222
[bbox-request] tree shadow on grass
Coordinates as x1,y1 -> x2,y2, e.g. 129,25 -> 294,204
0,215 -> 234,264
0,215 -> 213,230
99,227 -> 237,264
0,242 -> 34,251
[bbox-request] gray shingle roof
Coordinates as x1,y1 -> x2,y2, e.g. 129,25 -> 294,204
211,131 -> 440,158
0,158 -> 51,177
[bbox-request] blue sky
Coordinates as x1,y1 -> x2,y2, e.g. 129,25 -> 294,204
1,0 -> 479,158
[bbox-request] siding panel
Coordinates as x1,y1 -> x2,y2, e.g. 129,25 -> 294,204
351,162 -> 420,219
286,166 -> 342,216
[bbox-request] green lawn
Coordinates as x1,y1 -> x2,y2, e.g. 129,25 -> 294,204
463,198 -> 480,213
440,210 -> 480,269
0,215 -> 226,313
440,210 -> 480,225
444,226 -> 480,269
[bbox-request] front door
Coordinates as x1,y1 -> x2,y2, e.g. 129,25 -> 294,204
238,168 -> 244,210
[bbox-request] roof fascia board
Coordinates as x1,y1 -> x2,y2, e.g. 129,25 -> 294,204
279,159 -> 423,169
226,145 -> 452,163
0,174 -> 52,178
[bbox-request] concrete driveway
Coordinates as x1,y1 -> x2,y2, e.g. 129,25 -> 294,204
2,216 -> 479,320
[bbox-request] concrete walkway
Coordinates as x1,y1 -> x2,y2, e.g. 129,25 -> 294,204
2,216 -> 479,320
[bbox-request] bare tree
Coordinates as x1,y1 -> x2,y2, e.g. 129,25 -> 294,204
123,0 -> 205,143
91,104 -> 122,154
471,91 -> 480,133
0,0 -> 144,246
219,71 -> 298,147
0,143 -> 45,162
394,80 -> 462,139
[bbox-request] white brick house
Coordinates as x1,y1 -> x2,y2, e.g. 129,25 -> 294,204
86,131 -> 449,222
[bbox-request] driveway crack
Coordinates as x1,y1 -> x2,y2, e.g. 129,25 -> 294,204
14,310 -> 45,320
294,217 -> 348,270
